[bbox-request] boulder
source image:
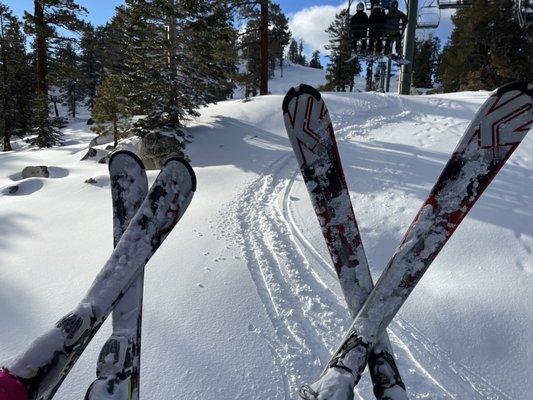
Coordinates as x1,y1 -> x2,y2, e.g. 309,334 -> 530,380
98,155 -> 110,164
81,147 -> 109,162
21,166 -> 49,179
139,132 -> 184,170
86,118 -> 94,126
1,185 -> 19,195
81,147 -> 97,160
89,133 -> 114,147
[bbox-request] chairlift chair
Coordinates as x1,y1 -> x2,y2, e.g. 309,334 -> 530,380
437,0 -> 473,9
517,0 -> 533,28
417,0 -> 440,29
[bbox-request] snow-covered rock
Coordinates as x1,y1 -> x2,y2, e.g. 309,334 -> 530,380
139,131 -> 184,169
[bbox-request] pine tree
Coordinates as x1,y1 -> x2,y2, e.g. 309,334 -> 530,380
97,17 -> 126,76
109,0 -> 237,151
187,4 -> 239,101
53,41 -> 83,117
24,0 -> 87,147
288,38 -> 298,63
237,1 -> 291,93
79,24 -> 103,110
92,74 -> 130,148
412,36 -> 441,88
309,50 -> 323,69
268,3 -> 291,77
325,10 -> 360,91
0,3 -> 33,151
440,0 -> 532,92
234,0 -> 270,95
297,39 -> 307,66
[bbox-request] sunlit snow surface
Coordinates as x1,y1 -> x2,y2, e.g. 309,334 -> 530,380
0,67 -> 531,399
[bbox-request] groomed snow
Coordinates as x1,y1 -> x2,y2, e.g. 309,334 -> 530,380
1,69 -> 531,399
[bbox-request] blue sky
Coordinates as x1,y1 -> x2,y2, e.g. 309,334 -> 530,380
4,0 -> 123,26
3,0 -> 454,59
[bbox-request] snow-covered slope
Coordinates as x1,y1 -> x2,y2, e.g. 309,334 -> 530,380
1,87 -> 531,400
234,62 -> 328,98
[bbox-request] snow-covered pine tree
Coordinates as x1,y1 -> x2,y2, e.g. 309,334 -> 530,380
325,9 -> 361,92
92,74 -> 130,148
0,3 -> 33,151
111,0 -> 237,153
24,0 -> 87,147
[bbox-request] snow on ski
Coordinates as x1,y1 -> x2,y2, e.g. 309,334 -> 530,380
299,82 -> 532,400
0,156 -> 196,400
283,84 -> 408,400
84,151 -> 149,400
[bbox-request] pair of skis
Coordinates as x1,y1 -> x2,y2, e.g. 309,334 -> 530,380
0,151 -> 196,400
283,82 -> 532,400
85,152 -> 148,400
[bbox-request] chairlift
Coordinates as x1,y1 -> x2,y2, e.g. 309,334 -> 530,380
437,0 -> 472,9
364,0 -> 393,10
517,0 -> 533,28
417,0 -> 440,29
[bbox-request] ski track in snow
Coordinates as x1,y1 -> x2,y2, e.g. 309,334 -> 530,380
229,93 -> 513,399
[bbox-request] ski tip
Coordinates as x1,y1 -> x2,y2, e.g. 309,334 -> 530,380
108,150 -> 145,171
163,157 -> 197,192
494,81 -> 533,98
0,370 -> 29,400
282,84 -> 321,113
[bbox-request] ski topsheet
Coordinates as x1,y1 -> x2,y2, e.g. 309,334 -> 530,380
300,82 -> 532,400
0,156 -> 196,400
283,84 -> 407,400
85,151 -> 149,400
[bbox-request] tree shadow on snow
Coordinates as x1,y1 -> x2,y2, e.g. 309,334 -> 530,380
340,140 -> 533,239
184,112 -> 531,239
186,115 -> 291,175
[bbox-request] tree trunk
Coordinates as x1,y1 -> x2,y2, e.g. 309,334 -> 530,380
52,98 -> 59,117
34,0 -> 49,145
72,87 -> 76,118
167,0 -> 178,121
35,1 -> 47,98
0,12 -> 11,151
259,0 -> 268,95
113,117 -> 118,148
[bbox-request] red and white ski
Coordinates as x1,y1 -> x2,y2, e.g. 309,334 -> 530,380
283,84 -> 408,400
85,151 -> 149,400
299,82 -> 532,400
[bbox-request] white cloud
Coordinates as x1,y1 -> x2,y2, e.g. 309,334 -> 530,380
288,2 -> 348,56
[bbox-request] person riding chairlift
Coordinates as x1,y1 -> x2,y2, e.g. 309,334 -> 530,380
349,2 -> 369,53
384,0 -> 407,56
368,0 -> 386,54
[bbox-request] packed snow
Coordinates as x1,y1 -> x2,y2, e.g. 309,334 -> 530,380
0,67 -> 531,400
